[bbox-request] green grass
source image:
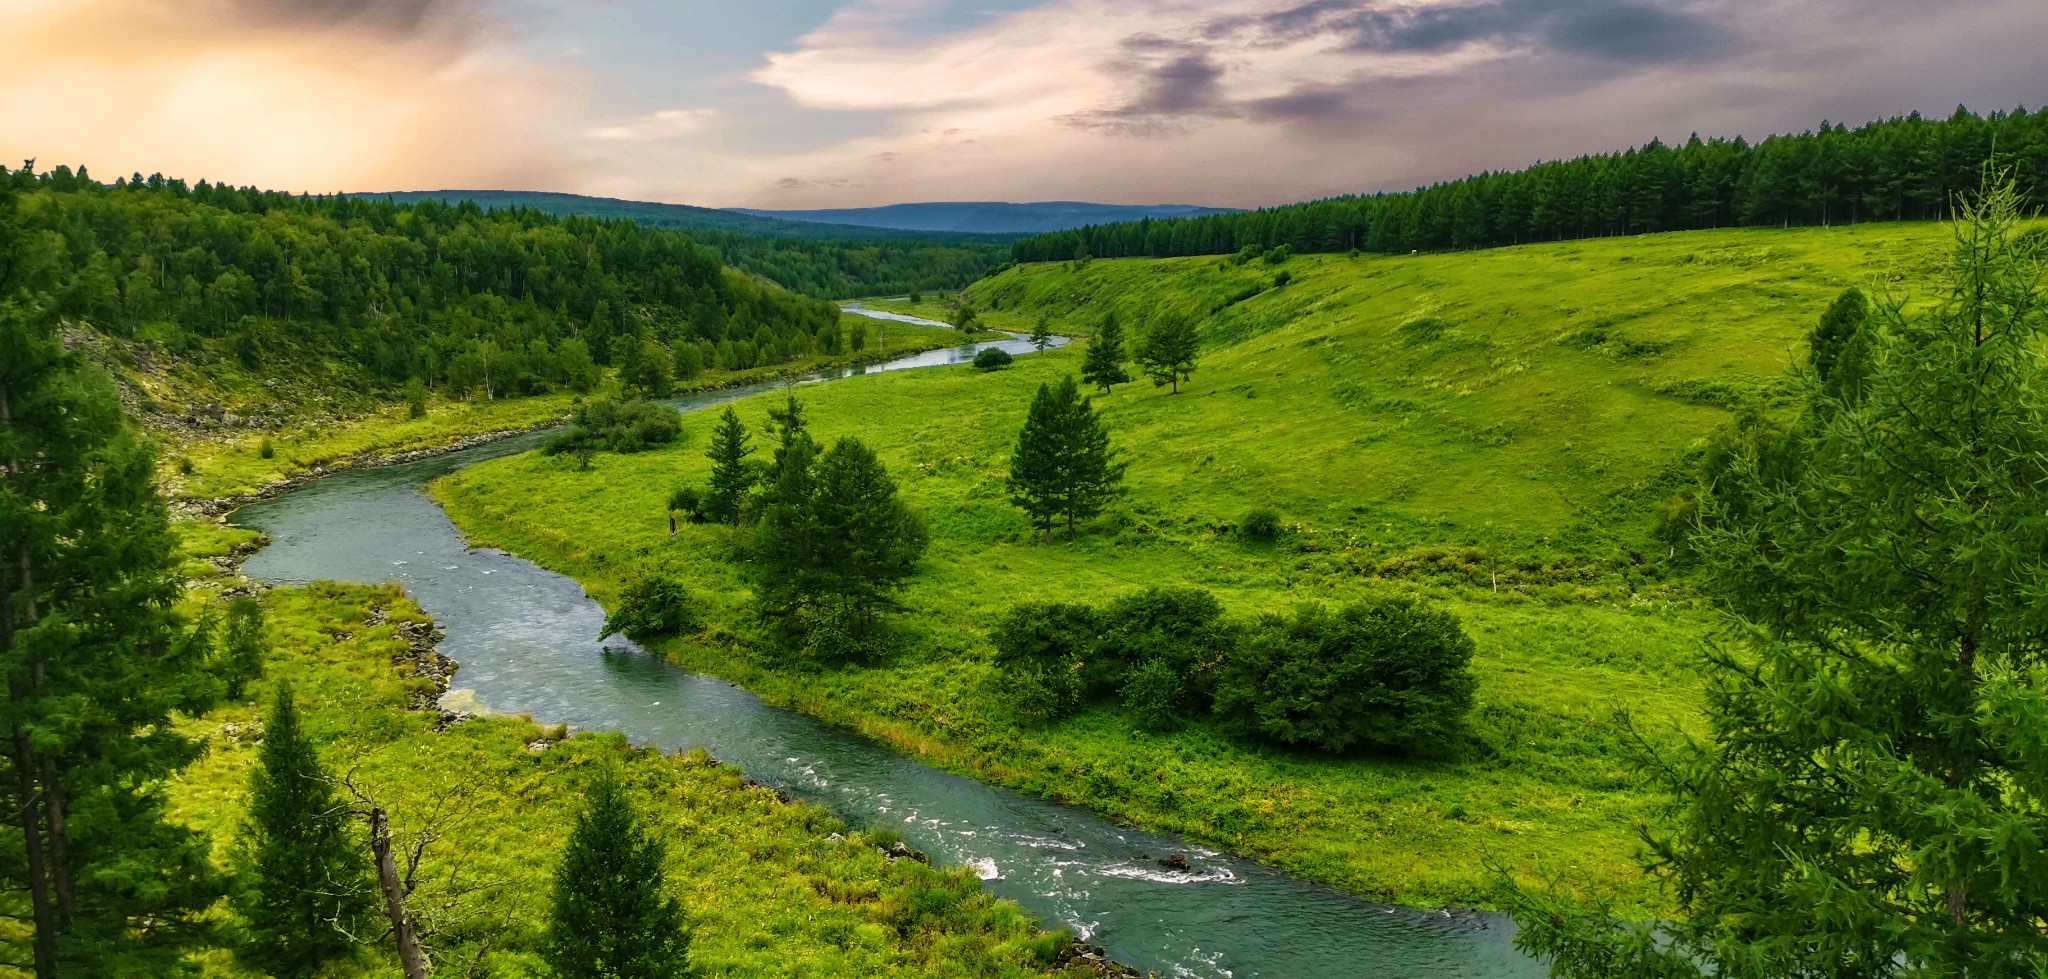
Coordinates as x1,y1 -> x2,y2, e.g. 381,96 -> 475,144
165,321 -> 963,502
166,578 -> 1091,978
429,222 -> 1975,914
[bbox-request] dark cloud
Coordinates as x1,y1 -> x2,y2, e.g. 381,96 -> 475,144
1217,0 -> 1736,62
1064,36 -> 1233,136
221,0 -> 476,36
1070,0 -> 1741,139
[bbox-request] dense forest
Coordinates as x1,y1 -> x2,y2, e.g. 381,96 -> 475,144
8,163 -> 856,401
375,190 -> 1011,299
1011,104 -> 2048,262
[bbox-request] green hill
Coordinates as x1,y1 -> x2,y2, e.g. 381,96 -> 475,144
428,220 -> 1981,912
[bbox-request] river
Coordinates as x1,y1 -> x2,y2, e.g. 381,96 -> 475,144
232,306 -> 1544,979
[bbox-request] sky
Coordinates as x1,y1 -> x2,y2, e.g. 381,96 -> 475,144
1,0 -> 2041,209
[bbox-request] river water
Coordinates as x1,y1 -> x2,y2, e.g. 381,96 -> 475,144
233,308 -> 1543,979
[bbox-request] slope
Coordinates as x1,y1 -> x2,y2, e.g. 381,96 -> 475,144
427,221 -> 1968,912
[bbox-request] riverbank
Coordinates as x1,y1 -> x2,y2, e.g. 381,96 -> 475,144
168,527 -> 1127,978
427,343 -> 1698,916
162,320 -> 965,511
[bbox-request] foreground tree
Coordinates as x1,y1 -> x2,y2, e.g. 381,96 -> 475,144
1508,176 -> 2048,976
1007,376 -> 1126,540
1080,312 -> 1130,393
808,437 -> 928,632
236,684 -> 373,977
701,406 -> 754,524
1135,312 -> 1199,394
1,173 -> 220,977
544,766 -> 692,979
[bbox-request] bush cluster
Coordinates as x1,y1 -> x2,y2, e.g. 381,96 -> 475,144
544,398 -> 682,461
972,347 -> 1013,371
598,572 -> 700,642
991,589 -> 1477,753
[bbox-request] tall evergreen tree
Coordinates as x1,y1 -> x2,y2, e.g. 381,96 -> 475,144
1080,312 -> 1130,393
1808,286 -> 1873,403
808,437 -> 929,631
701,406 -> 754,525
544,766 -> 692,979
1007,376 -> 1127,540
751,432 -> 822,625
236,683 -> 372,977
1029,315 -> 1054,351
1134,313 -> 1200,394
1508,177 -> 2048,977
0,171 -> 220,978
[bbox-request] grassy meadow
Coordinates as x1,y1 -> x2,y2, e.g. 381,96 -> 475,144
425,221 -> 1981,913
165,558 -> 1093,978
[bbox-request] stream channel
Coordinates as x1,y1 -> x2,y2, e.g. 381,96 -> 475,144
233,305 -> 1544,979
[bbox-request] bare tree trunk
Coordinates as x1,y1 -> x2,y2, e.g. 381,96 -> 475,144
41,754 -> 72,918
3,384 -> 57,979
368,806 -> 428,979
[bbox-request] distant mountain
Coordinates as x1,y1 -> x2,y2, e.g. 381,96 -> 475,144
358,190 -> 1014,244
725,201 -> 1241,235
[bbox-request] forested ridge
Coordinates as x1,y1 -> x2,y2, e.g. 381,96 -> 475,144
373,190 -> 1012,299
8,163 -> 859,407
1012,104 -> 2048,262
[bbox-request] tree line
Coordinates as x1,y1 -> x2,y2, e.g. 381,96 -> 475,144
1012,104 -> 2048,262
7,162 -> 852,403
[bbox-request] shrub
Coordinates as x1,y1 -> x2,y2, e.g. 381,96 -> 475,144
598,573 -> 700,642
1236,507 -> 1283,542
1097,587 -> 1233,715
257,438 -> 274,459
990,602 -> 1098,665
1272,270 -> 1292,287
1263,244 -> 1292,265
1212,597 -> 1477,753
1119,657 -> 1186,731
544,398 -> 681,459
996,656 -> 1088,725
973,347 -> 1013,372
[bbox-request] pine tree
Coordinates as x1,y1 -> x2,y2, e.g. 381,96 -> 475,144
701,406 -> 754,525
217,595 -> 267,700
544,766 -> 692,979
809,437 -> 928,631
1029,315 -> 1054,351
1508,176 -> 2048,977
752,431 -> 822,625
1,171 -> 221,977
236,683 -> 372,977
1134,312 -> 1199,394
1808,286 -> 1873,403
1007,376 -> 1127,540
1079,312 -> 1130,393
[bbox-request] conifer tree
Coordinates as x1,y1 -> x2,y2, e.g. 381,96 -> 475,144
701,406 -> 754,524
1134,312 -> 1199,394
1,172 -> 220,978
1029,315 -> 1054,351
544,766 -> 692,979
236,683 -> 372,978
1808,286 -> 1873,403
1007,376 -> 1126,540
809,437 -> 929,631
751,432 -> 822,625
1080,312 -> 1130,393
217,595 -> 268,700
1508,176 -> 2048,977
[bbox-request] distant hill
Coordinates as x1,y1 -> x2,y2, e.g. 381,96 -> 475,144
353,190 -> 1012,299
360,190 -> 1015,244
725,201 -> 1241,235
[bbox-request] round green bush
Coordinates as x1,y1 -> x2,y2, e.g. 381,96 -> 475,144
973,347 -> 1013,371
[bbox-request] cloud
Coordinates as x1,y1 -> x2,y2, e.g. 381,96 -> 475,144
588,108 -> 720,142
0,0 -> 579,193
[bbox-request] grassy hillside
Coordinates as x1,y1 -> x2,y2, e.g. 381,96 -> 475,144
426,222 -> 1969,913
165,534 -> 1094,977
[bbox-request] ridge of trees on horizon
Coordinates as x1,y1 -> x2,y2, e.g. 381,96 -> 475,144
1011,104 -> 2048,263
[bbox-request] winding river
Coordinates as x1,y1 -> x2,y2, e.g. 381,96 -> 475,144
233,307 -> 1544,979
